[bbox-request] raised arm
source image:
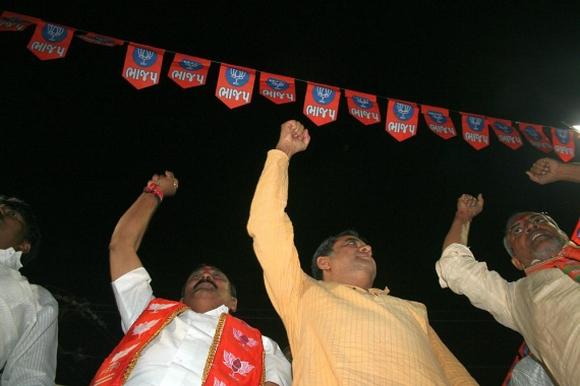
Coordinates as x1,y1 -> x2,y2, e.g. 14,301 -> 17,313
442,193 -> 484,251
526,157 -> 580,184
247,120 -> 310,317
275,119 -> 311,159
109,171 -> 178,281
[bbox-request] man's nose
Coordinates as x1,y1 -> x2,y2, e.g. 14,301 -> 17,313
525,220 -> 538,233
360,244 -> 372,254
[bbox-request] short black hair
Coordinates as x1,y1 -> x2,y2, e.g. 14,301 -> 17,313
181,263 -> 237,298
311,230 -> 361,280
0,195 -> 41,265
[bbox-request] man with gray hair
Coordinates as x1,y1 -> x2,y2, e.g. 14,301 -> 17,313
436,193 -> 580,386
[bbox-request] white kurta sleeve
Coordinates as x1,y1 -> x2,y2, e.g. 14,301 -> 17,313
262,335 -> 292,386
436,243 -> 517,331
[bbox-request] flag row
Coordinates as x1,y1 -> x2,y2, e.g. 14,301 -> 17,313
1,10 -> 576,162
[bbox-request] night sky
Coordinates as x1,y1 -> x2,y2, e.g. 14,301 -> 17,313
2,1 -> 580,385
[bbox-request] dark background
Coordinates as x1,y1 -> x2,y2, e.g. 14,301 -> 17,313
2,1 -> 580,385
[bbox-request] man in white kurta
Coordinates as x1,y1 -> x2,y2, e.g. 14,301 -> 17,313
437,193 -> 580,386
0,197 -> 58,386
102,171 -> 291,386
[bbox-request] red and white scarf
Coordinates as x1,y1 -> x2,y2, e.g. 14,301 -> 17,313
90,298 -> 264,386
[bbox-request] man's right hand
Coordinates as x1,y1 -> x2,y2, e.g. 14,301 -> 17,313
276,120 -> 310,159
526,157 -> 562,185
148,171 -> 179,198
455,193 -> 484,222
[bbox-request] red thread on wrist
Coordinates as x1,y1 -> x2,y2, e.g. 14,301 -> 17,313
144,181 -> 164,202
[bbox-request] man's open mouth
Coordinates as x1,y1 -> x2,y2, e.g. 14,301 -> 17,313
193,279 -> 217,291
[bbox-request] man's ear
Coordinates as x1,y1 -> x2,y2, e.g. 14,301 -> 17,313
228,297 -> 238,313
16,240 -> 31,255
511,257 -> 524,270
316,255 -> 331,272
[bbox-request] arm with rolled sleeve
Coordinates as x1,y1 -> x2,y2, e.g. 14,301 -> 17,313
436,243 -> 517,331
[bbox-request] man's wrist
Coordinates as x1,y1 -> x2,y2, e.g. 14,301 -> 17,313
143,182 -> 164,202
454,212 -> 473,223
275,144 -> 293,159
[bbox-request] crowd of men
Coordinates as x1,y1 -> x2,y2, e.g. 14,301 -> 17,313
1,121 -> 579,385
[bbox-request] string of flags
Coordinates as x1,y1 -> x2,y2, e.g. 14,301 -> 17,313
1,10 -> 577,162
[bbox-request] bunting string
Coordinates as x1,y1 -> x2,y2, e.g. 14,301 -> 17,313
1,9 -> 577,162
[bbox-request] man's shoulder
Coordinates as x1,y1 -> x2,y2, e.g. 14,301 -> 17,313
442,242 -> 475,258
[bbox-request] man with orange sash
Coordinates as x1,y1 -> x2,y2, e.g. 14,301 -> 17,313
248,120 -> 477,385
437,194 -> 580,386
91,172 -> 291,386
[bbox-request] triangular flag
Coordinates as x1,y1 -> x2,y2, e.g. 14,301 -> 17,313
259,72 -> 296,104
572,218 -> 580,244
303,82 -> 340,126
77,32 -> 124,47
421,105 -> 456,140
0,11 -> 39,32
385,99 -> 419,142
122,44 -> 164,89
461,112 -> 489,150
168,54 -> 210,89
215,64 -> 256,109
488,117 -> 523,150
345,90 -> 381,125
551,127 -> 575,162
518,122 -> 552,154
27,22 -> 75,60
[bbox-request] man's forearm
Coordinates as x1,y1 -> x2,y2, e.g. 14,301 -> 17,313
558,162 -> 580,183
443,216 -> 471,250
109,193 -> 159,280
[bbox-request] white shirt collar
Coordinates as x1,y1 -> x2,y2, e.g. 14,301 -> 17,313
0,248 -> 23,270
204,304 -> 230,317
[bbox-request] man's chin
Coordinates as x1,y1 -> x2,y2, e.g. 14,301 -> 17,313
531,238 -> 567,260
185,297 -> 223,313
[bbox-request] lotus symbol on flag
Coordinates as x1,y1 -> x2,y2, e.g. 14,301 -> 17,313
131,319 -> 160,336
179,60 -> 202,71
134,48 -> 157,67
147,303 -> 175,313
233,328 -> 258,347
468,116 -> 483,131
313,87 -> 334,105
223,350 -> 254,378
556,128 -> 569,144
266,78 -> 289,91
213,378 -> 226,386
2,17 -> 21,29
353,96 -> 371,109
110,343 -> 139,363
494,122 -> 512,134
394,102 -> 412,120
92,35 -> 113,45
227,68 -> 248,86
428,111 -> 446,124
525,126 -> 541,141
43,24 -> 66,42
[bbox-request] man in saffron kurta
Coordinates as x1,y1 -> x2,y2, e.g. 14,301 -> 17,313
247,120 -> 477,386
92,171 -> 291,386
